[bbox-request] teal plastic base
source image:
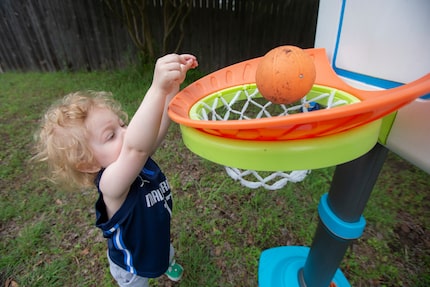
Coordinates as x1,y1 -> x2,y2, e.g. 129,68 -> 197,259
258,246 -> 350,287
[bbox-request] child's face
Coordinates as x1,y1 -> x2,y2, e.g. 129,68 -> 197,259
85,107 -> 126,169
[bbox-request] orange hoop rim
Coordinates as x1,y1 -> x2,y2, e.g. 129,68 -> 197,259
168,48 -> 430,140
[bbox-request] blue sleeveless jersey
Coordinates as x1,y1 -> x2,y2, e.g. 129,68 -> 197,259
95,158 -> 172,278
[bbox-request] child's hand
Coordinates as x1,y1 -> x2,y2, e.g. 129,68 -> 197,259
152,54 -> 198,96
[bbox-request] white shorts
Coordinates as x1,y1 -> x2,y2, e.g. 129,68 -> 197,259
108,244 -> 175,287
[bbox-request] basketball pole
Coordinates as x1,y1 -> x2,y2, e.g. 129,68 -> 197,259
299,143 -> 388,286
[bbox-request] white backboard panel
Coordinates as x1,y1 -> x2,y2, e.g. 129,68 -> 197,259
315,0 -> 430,173
334,0 -> 429,86
316,0 -> 430,91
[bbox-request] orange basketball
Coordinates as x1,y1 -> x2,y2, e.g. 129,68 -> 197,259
255,45 -> 316,104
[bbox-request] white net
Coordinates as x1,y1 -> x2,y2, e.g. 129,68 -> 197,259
225,168 -> 311,190
194,86 -> 347,121
194,85 -> 348,190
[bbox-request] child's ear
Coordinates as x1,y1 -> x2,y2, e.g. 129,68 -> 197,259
75,161 -> 101,173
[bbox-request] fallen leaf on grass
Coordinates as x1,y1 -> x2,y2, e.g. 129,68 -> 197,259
5,278 -> 19,287
80,248 -> 90,255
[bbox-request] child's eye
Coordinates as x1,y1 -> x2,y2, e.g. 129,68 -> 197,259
107,132 -> 115,140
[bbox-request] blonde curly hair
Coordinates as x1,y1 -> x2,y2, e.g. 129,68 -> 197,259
33,91 -> 128,188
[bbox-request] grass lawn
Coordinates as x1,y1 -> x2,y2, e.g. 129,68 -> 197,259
1,66 -> 429,287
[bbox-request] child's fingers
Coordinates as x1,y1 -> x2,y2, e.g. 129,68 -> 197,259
179,54 -> 198,69
153,54 -> 198,88
160,54 -> 197,72
180,60 -> 198,74
179,54 -> 196,62
188,58 -> 198,69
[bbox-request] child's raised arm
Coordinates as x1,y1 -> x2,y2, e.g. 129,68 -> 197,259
152,55 -> 198,153
99,54 -> 197,212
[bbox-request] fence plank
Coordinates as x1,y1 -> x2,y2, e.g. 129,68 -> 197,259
0,0 -> 319,73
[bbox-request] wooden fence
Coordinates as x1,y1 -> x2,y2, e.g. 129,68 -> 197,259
0,0 -> 319,73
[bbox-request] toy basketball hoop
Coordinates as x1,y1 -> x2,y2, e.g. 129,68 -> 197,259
168,49 -> 430,284
169,48 -> 430,172
169,47 -> 429,284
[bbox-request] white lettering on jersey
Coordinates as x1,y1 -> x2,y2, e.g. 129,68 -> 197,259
145,179 -> 171,209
